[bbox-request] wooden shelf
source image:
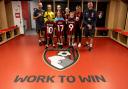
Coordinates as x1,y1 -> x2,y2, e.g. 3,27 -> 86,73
111,29 -> 128,48
95,27 -> 109,37
0,26 -> 20,45
95,28 -> 128,48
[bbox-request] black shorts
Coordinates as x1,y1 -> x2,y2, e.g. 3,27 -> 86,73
84,28 -> 95,38
36,24 -> 45,34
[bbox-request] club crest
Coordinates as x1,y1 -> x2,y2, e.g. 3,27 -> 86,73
43,47 -> 79,70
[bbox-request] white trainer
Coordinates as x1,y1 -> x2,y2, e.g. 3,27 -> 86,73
73,43 -> 77,46
78,43 -> 81,47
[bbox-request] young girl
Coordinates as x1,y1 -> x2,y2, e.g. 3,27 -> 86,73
45,15 -> 55,48
64,7 -> 70,45
67,12 -> 76,46
74,6 -> 83,47
54,12 -> 65,48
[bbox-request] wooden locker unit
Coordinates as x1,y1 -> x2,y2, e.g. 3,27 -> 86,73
110,29 -> 128,48
0,26 -> 20,45
111,31 -> 118,40
0,32 -> 6,43
95,27 -> 109,37
0,0 -> 21,45
119,33 -> 127,45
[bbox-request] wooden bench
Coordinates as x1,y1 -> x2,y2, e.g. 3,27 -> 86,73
95,27 -> 109,37
0,26 -> 20,45
111,28 -> 122,40
111,28 -> 128,48
119,31 -> 128,47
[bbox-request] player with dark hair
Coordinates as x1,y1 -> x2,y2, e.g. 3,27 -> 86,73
74,5 -> 83,47
64,7 -> 70,45
83,1 -> 96,51
64,7 -> 70,24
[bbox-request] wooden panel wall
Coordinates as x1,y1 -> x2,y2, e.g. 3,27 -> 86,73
106,0 -> 128,30
125,11 -> 128,31
106,0 -> 117,29
0,0 -> 8,29
115,1 -> 127,29
5,1 -> 14,27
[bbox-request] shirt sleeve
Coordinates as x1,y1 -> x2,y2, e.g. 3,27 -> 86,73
44,11 -> 48,23
51,12 -> 55,20
83,10 -> 88,25
92,10 -> 97,27
33,9 -> 38,17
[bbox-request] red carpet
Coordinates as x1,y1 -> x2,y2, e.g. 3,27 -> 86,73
0,35 -> 128,89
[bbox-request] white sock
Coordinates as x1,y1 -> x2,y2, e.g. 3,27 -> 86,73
86,42 -> 89,44
39,39 -> 41,42
90,44 -> 93,47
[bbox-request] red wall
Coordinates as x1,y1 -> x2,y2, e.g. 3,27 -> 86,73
21,1 -> 31,30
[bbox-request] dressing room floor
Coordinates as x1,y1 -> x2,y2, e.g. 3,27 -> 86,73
0,35 -> 128,89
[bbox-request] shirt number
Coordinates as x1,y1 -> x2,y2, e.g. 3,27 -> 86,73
57,25 -> 64,32
69,24 -> 74,31
47,26 -> 53,34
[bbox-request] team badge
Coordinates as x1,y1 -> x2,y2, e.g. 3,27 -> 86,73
43,47 -> 79,70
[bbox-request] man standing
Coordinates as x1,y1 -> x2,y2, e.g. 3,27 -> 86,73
83,1 -> 96,51
33,2 -> 45,46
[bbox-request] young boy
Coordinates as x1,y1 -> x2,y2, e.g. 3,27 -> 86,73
55,12 -> 65,48
45,15 -> 55,48
67,12 -> 76,46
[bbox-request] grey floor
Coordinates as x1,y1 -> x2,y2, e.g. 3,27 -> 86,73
25,29 -> 37,35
